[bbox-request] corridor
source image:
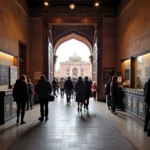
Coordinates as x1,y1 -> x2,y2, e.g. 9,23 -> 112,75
0,96 -> 150,150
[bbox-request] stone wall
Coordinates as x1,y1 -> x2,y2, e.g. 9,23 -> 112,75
29,18 -> 44,84
0,0 -> 30,72
117,0 -> 150,71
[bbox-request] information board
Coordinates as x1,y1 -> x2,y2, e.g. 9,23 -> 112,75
10,66 -> 17,85
125,69 -> 130,80
0,65 -> 9,85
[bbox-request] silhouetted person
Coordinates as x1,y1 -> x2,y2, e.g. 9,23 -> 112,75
35,75 -> 52,122
27,79 -> 34,109
144,78 -> 150,137
51,77 -> 57,97
59,78 -> 65,97
64,77 -> 73,104
110,76 -> 118,113
105,76 -> 112,110
72,78 -> 77,99
13,75 -> 29,124
84,76 -> 92,110
75,76 -> 86,112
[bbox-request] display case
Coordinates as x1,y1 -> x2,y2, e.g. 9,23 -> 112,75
0,89 -> 17,125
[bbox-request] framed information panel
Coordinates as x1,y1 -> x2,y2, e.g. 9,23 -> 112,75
10,66 -> 18,85
0,65 -> 9,85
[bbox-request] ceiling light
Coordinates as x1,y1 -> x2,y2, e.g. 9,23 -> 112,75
69,4 -> 75,9
95,2 -> 100,7
44,1 -> 49,6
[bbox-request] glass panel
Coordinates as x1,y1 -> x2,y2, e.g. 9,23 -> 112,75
135,53 -> 150,89
123,60 -> 131,87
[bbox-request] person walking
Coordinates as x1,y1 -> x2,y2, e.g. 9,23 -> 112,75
64,77 -> 73,104
27,79 -> 34,110
84,76 -> 92,110
92,81 -> 97,100
144,78 -> 150,137
35,75 -> 52,122
110,76 -> 118,113
51,77 -> 57,97
72,78 -> 77,99
104,76 -> 112,110
59,78 -> 65,97
75,77 -> 86,112
13,75 -> 29,124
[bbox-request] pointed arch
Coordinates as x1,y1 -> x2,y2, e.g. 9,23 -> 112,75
54,33 -> 92,55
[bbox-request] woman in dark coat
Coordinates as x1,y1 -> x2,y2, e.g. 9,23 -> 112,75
75,76 -> 86,112
110,76 -> 118,113
13,75 -> 29,124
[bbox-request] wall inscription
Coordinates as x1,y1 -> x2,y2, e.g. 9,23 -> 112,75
0,65 -> 9,85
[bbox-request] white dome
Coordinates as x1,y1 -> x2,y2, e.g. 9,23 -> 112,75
69,53 -> 81,61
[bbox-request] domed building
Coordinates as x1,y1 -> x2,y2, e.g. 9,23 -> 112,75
55,53 -> 92,78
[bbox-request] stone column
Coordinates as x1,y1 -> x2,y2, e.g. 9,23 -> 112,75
97,20 -> 103,101
53,55 -> 58,77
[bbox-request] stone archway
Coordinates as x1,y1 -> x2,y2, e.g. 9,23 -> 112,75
54,33 -> 92,55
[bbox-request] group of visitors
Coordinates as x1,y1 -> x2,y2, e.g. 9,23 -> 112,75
13,75 -> 97,124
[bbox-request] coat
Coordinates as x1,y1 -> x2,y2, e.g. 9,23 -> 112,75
13,79 -> 29,103
144,78 -> 150,108
35,79 -> 52,100
84,80 -> 92,97
110,81 -> 118,98
75,80 -> 86,103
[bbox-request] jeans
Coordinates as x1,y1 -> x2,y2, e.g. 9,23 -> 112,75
111,96 -> 117,112
16,100 -> 26,122
27,95 -> 33,109
84,95 -> 90,109
66,90 -> 72,103
106,95 -> 111,107
60,89 -> 64,97
40,100 -> 49,119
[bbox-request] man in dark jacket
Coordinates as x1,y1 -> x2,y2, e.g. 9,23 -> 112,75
13,75 -> 29,124
35,75 -> 52,122
64,77 -> 73,104
105,76 -> 112,110
144,78 -> 150,136
84,76 -> 92,110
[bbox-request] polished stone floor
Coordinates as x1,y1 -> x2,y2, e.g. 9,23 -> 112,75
0,95 -> 150,150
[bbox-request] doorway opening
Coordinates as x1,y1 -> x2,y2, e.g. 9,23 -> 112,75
54,38 -> 92,80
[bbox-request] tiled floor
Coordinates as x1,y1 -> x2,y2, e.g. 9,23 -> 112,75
0,95 -> 150,150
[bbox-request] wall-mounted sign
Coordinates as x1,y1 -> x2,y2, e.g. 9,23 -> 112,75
10,66 -> 17,85
0,65 -> 9,85
34,72 -> 41,80
125,69 -> 130,80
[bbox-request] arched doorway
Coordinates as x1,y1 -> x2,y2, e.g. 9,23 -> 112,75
72,68 -> 78,77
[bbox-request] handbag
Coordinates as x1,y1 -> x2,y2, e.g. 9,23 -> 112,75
48,95 -> 55,102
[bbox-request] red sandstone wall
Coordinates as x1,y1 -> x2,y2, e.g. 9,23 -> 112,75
0,0 -> 30,71
29,18 -> 44,84
117,0 -> 150,71
103,18 -> 117,69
